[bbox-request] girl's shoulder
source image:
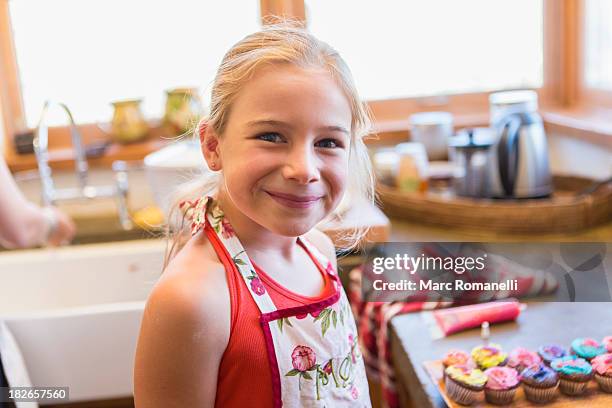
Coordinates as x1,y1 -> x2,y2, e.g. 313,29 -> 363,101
135,232 -> 230,406
145,232 -> 231,344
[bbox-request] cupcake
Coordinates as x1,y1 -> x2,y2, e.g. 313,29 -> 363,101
442,350 -> 471,379
591,353 -> 612,393
551,355 -> 593,395
507,347 -> 542,372
471,344 -> 507,370
483,366 -> 519,405
538,344 -> 567,365
520,363 -> 559,403
444,364 -> 487,405
603,336 -> 612,353
571,337 -> 606,361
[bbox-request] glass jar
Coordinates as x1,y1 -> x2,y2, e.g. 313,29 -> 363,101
395,142 -> 429,192
372,148 -> 400,186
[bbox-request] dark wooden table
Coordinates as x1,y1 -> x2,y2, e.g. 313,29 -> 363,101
389,302 -> 612,408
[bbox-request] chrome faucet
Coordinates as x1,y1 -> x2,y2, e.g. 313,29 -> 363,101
33,101 -> 133,230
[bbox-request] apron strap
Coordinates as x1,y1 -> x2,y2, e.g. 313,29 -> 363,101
198,196 -> 279,314
297,236 -> 338,282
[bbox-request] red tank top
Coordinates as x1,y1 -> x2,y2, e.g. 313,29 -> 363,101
203,224 -> 336,408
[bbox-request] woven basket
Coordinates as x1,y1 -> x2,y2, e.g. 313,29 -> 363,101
378,175 -> 611,233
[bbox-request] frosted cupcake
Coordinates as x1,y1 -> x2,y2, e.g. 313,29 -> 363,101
550,355 -> 593,395
591,353 -> 612,393
603,336 -> 612,353
483,366 -> 519,405
537,344 -> 567,366
471,344 -> 507,370
444,364 -> 487,406
570,337 -> 606,361
442,350 -> 471,379
520,364 -> 559,403
507,347 -> 542,372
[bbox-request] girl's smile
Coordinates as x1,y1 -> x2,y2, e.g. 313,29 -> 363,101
264,190 -> 324,209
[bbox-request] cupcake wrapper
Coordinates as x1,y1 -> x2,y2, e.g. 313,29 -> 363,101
522,383 -> 558,403
558,378 -> 589,395
445,376 -> 480,405
595,373 -> 612,393
484,388 -> 517,405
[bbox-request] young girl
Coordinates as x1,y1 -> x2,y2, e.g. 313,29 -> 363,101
134,24 -> 374,407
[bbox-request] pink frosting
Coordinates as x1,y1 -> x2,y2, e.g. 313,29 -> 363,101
484,366 -> 520,390
508,347 -> 541,369
592,353 -> 612,376
604,336 -> 612,353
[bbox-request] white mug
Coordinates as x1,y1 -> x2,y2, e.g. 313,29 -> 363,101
409,112 -> 453,161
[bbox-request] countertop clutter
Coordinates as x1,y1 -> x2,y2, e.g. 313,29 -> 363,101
390,302 -> 612,408
369,90 -> 611,241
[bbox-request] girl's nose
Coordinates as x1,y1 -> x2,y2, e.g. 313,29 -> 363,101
282,146 -> 320,184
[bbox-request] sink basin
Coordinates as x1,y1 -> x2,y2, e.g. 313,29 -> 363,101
0,239 -> 166,403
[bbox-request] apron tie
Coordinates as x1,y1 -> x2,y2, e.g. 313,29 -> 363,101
178,196 -> 211,236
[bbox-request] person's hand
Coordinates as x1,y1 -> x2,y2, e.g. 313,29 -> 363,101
46,207 -> 76,246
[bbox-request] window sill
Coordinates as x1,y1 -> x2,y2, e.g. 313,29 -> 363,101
6,120 -> 177,172
540,105 -> 612,147
7,136 -> 172,172
367,104 -> 612,149
367,111 -> 489,146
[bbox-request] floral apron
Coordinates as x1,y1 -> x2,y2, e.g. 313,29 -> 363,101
184,197 -> 371,407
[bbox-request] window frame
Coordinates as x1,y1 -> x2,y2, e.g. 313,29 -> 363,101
0,0 -> 607,170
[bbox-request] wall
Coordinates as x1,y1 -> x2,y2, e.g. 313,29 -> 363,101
548,131 -> 612,180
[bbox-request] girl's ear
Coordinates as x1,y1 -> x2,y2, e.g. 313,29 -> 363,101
199,120 -> 221,171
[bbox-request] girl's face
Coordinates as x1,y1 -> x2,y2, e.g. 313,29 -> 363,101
212,64 -> 352,237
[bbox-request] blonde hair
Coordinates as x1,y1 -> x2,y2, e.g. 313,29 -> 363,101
165,23 -> 375,265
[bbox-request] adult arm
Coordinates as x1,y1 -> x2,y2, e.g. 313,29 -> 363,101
0,156 -> 75,248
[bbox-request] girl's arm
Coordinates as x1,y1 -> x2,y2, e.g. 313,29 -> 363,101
134,246 -> 230,408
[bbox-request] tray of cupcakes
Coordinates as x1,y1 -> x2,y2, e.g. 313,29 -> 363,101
423,336 -> 612,406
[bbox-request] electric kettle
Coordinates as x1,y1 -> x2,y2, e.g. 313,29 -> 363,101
486,91 -> 552,198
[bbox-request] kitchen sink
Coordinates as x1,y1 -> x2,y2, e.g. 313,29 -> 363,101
8,167 -> 163,249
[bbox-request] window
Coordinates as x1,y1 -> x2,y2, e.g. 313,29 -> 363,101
305,0 -> 543,101
584,0 -> 612,91
9,0 -> 261,128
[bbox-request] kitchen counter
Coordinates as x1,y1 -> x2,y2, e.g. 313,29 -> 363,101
389,301 -> 612,408
388,217 -> 612,242
15,200 -> 392,249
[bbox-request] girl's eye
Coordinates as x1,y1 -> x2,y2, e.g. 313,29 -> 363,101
316,138 -> 343,149
256,132 -> 284,143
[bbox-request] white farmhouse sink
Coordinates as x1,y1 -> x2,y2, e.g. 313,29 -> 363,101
0,239 -> 165,404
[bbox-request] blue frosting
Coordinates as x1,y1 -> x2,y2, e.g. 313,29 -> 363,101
551,356 -> 592,376
571,338 -> 606,359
